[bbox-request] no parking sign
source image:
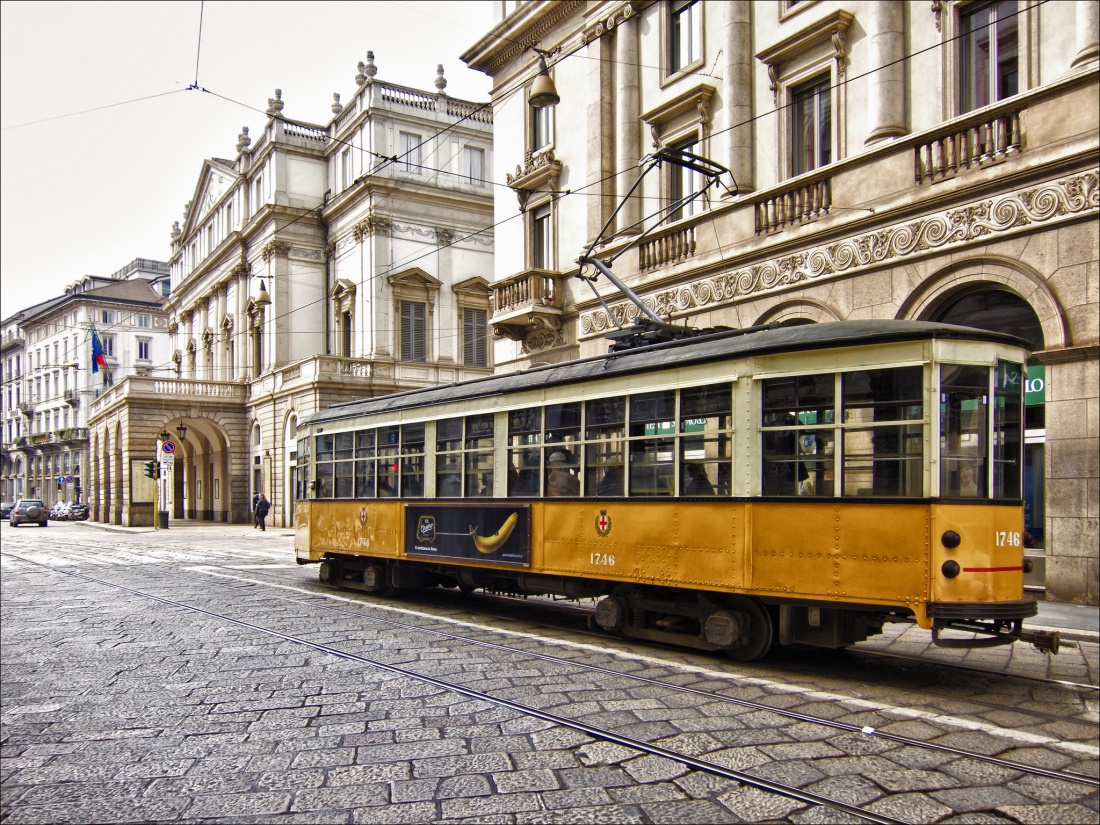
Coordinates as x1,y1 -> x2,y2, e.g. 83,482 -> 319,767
161,440 -> 176,455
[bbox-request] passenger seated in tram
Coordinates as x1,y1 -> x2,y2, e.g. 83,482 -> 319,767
547,451 -> 580,496
596,464 -> 624,496
684,462 -> 715,495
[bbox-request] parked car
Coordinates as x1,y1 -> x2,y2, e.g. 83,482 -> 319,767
0,501 -> 12,520
11,499 -> 48,527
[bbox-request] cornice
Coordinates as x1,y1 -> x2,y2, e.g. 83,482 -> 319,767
461,0 -> 585,77
580,170 -> 1099,336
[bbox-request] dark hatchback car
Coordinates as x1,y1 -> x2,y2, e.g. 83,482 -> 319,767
11,499 -> 48,527
0,501 -> 12,519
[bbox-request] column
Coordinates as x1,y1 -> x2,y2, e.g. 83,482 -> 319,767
723,1 -> 754,191
1071,0 -> 1099,70
865,0 -> 907,144
615,13 -> 641,233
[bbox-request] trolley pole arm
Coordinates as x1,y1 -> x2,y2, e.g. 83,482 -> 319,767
578,256 -> 681,332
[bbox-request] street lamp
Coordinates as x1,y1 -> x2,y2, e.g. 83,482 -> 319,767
176,423 -> 188,442
528,48 -> 560,109
255,279 -> 272,307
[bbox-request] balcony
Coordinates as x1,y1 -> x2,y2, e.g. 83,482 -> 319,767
569,72 -> 1096,350
64,389 -> 80,406
53,427 -> 89,444
17,401 -> 33,416
490,269 -> 564,344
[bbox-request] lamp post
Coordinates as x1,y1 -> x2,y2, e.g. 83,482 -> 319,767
528,47 -> 560,109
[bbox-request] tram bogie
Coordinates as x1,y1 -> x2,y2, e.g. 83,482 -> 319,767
294,321 -> 1060,660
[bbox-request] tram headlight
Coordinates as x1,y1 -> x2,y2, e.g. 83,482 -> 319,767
941,560 -> 961,579
1023,558 -> 1034,574
941,530 -> 961,550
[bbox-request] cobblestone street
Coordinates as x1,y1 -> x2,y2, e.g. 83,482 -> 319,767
2,523 -> 1097,823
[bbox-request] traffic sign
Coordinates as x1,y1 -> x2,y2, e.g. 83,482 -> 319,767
161,440 -> 176,454
65,475 -> 74,483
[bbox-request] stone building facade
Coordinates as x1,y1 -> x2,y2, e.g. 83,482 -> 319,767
1,260 -> 169,508
462,1 -> 1099,603
85,56 -> 494,530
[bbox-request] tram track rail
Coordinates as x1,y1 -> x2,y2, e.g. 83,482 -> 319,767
6,545 -> 1097,802
24,543 -> 1094,786
204,576 -> 1100,787
2,551 -> 909,825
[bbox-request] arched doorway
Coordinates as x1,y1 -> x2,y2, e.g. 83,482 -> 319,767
171,417 -> 234,523
929,287 -> 1048,571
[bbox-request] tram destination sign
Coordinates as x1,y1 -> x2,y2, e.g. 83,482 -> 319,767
405,504 -> 530,566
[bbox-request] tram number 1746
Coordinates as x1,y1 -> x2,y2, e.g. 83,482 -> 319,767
591,553 -> 616,566
995,531 -> 1022,547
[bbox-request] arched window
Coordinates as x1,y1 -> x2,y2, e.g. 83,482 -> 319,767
934,289 -> 1043,353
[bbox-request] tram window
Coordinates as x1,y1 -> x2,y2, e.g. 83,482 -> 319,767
466,413 -> 495,497
681,383 -> 732,496
334,458 -> 354,498
940,365 -> 989,497
436,417 -> 463,497
993,360 -> 1023,498
297,438 -> 311,499
400,423 -> 425,497
761,375 -> 835,497
629,390 -> 676,496
334,432 -> 354,461
315,462 -> 334,498
316,433 -> 335,462
585,397 -> 626,496
378,425 -> 399,496
508,408 -> 542,496
544,402 -> 581,494
842,367 -> 923,497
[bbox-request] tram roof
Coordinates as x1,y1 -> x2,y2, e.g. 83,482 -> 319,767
303,320 -> 1028,427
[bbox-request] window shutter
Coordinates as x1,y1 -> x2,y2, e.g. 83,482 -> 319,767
401,302 -> 426,362
464,309 -> 486,367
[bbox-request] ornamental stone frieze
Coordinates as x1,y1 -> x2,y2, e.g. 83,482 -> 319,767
580,170 -> 1099,336
289,246 -> 323,261
261,240 -> 292,262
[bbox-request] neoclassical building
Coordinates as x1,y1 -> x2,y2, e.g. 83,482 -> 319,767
85,55 -> 494,529
462,1 -> 1098,603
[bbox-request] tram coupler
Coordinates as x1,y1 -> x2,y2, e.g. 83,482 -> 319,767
1019,628 -> 1060,655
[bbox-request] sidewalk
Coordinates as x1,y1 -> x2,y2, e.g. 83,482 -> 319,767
72,519 -> 1097,644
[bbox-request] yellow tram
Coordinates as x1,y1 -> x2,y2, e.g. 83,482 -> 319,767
294,320 -> 1058,660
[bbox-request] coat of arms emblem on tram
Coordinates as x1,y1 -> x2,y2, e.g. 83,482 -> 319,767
595,509 -> 612,537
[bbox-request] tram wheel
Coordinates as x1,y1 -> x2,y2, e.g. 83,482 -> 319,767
722,595 -> 773,662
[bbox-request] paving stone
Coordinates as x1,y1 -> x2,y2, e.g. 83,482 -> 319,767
351,800 -> 439,823
439,791 -> 542,818
865,768 -> 962,792
865,792 -> 954,822
186,790 -> 292,818
931,785 -> 1034,811
997,803 -> 1100,824
805,774 -> 884,806
640,797 -> 743,823
540,787 -> 615,810
516,806 -> 645,824
718,784 -> 807,822
493,768 -> 560,794
292,784 -> 390,811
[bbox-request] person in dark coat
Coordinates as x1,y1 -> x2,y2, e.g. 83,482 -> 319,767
255,494 -> 270,531
252,492 -> 261,528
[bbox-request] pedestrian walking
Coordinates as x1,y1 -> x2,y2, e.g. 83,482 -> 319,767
252,492 -> 261,528
255,493 -> 270,531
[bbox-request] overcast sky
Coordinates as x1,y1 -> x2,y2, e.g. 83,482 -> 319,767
0,0 -> 497,321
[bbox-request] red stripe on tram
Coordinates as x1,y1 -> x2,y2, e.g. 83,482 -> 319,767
963,566 -> 1023,573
